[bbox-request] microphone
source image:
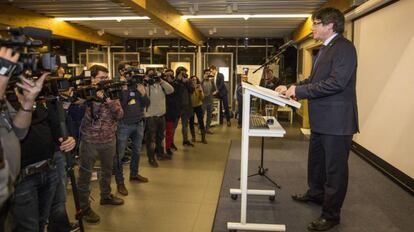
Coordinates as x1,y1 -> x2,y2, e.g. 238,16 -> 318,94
278,40 -> 295,50
7,27 -> 52,39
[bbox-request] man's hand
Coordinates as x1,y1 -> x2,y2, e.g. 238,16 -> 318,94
58,137 -> 76,152
15,73 -> 48,109
137,84 -> 146,95
0,47 -> 19,79
274,85 -> 287,93
285,85 -> 296,98
96,90 -> 105,99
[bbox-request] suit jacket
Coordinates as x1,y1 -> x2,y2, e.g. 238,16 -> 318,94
295,34 -> 359,136
215,72 -> 228,97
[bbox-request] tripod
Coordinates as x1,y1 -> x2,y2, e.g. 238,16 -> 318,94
54,98 -> 85,232
247,137 -> 281,189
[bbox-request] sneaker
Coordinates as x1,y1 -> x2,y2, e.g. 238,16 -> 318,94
82,207 -> 100,223
130,174 -> 149,182
206,129 -> 214,134
100,194 -> 124,205
166,148 -> 173,156
171,143 -> 178,151
149,159 -> 159,168
69,222 -> 80,232
117,184 -> 128,196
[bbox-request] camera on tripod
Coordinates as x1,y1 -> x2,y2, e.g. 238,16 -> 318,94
0,27 -> 56,81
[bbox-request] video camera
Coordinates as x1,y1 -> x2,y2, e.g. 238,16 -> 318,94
0,27 -> 56,81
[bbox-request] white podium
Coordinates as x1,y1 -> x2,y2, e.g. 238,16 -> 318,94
227,83 -> 301,231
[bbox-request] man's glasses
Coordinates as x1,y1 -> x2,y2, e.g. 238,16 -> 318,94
312,21 -> 323,26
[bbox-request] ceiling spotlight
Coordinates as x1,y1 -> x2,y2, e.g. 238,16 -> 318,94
194,3 -> 199,12
97,29 -> 105,36
123,30 -> 129,36
189,6 -> 195,15
226,5 -> 233,14
116,18 -> 122,22
209,29 -> 213,35
148,30 -> 154,36
212,27 -> 217,33
232,3 -> 238,12
153,28 -> 157,34
164,30 -> 171,36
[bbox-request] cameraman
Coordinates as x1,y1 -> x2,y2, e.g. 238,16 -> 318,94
77,65 -> 124,223
174,66 -> 194,147
164,69 -> 179,156
144,69 -> 173,167
0,47 -> 47,229
10,99 -> 76,232
113,64 -> 150,196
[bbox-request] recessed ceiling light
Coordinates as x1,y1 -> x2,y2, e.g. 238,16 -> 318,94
56,16 -> 150,21
182,14 -> 310,19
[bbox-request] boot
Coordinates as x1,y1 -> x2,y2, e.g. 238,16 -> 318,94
190,127 -> 196,142
201,131 -> 207,144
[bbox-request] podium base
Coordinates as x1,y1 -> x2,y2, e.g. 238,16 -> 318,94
227,222 -> 286,231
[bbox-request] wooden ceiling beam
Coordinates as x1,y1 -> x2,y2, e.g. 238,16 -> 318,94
114,0 -> 205,45
0,4 -> 121,45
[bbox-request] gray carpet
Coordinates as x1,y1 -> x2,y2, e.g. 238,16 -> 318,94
213,122 -> 414,232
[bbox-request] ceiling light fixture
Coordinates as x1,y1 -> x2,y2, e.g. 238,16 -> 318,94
97,29 -> 105,36
225,5 -> 233,14
164,30 -> 171,36
232,3 -> 238,12
56,16 -> 150,21
182,14 -> 310,19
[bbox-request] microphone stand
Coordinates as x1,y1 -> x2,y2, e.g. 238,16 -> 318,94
253,47 -> 287,74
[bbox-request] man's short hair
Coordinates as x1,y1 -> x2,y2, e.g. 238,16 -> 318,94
165,68 -> 174,75
203,69 -> 211,74
90,65 -> 108,77
312,7 -> 345,34
118,62 -> 127,72
210,65 -> 217,71
145,68 -> 155,75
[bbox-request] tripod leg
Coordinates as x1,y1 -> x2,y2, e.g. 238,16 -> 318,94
264,175 -> 281,189
67,165 -> 85,232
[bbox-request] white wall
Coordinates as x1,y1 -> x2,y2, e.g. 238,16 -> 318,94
353,0 -> 414,178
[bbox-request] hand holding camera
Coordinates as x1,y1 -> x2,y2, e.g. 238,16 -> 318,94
15,72 -> 48,110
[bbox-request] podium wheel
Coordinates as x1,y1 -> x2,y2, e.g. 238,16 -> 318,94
230,194 -> 238,200
269,195 -> 276,201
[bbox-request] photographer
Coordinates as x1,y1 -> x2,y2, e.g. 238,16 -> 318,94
189,76 -> 207,144
77,65 -> 124,224
174,67 -> 194,147
10,98 -> 76,232
201,69 -> 216,134
164,69 -> 179,156
113,64 -> 150,196
0,47 -> 47,230
144,69 -> 173,167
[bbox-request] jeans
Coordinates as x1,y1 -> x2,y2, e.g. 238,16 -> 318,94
177,110 -> 191,142
189,106 -> 206,138
11,166 -> 59,232
202,101 -> 213,130
114,121 -> 145,184
48,152 -> 72,232
145,116 -> 166,161
77,139 -> 116,210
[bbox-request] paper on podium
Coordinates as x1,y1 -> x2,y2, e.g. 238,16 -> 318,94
242,82 -> 301,109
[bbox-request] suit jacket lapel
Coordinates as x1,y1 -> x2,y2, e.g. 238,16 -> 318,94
309,34 -> 343,81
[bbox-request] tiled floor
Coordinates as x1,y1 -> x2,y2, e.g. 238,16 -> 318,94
66,120 -> 241,232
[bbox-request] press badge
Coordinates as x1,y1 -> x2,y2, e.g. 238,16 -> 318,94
128,99 -> 136,105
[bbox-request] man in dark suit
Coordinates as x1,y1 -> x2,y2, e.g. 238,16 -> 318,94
276,7 -> 358,231
210,65 -> 231,126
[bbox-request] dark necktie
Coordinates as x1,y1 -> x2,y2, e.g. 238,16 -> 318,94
313,45 -> 327,68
